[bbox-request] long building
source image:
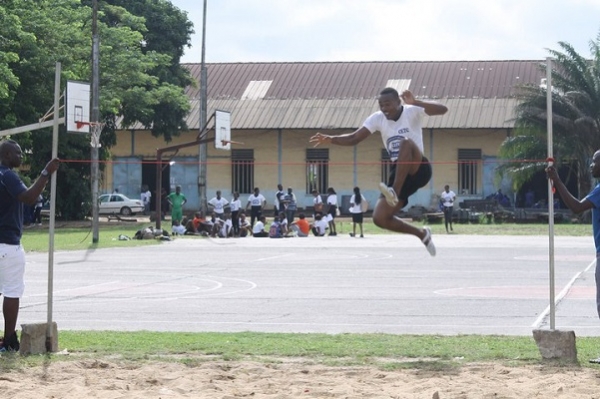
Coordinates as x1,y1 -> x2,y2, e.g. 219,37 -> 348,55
108,60 -> 544,214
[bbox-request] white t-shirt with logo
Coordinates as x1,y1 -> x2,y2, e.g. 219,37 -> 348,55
230,198 -> 241,212
208,197 -> 229,214
362,105 -> 426,161
440,190 -> 456,207
248,193 -> 266,207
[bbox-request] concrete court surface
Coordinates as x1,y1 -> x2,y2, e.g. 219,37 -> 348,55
18,232 -> 600,336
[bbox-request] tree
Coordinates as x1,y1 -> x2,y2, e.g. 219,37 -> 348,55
498,36 -> 600,199
0,0 -> 193,219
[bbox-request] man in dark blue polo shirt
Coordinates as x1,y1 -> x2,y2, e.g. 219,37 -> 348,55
0,140 -> 59,352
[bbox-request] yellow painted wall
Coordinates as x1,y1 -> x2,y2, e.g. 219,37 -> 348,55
108,127 -> 510,210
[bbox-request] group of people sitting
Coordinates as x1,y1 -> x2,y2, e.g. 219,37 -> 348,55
172,210 -> 330,238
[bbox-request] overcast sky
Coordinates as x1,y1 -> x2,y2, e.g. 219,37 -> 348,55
169,0 -> 600,64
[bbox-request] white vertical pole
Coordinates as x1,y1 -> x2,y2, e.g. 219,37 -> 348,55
546,57 -> 556,330
46,62 -> 60,350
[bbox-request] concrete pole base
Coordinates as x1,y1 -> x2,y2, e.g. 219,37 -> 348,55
20,322 -> 58,355
532,329 -> 577,363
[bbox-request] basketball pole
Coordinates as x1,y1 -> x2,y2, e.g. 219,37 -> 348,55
91,0 -> 101,243
45,61 -> 61,351
546,57 -> 556,330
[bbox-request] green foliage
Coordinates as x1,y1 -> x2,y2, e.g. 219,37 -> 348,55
499,36 -> 600,194
0,0 -> 193,219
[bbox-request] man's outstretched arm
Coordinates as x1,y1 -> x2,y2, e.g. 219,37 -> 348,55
309,127 -> 371,147
401,90 -> 448,116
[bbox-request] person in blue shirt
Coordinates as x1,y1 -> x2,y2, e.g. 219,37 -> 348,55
547,150 -> 600,363
0,140 -> 59,352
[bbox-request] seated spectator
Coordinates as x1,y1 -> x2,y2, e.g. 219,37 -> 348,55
186,211 -> 209,235
172,219 -> 186,235
239,212 -> 252,237
311,213 -> 328,236
278,211 -> 289,236
253,216 -> 269,237
290,213 -> 310,237
218,213 -> 233,238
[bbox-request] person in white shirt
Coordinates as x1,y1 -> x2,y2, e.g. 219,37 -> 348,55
440,185 -> 456,233
252,215 -> 268,237
349,186 -> 367,238
325,187 -> 338,236
208,190 -> 229,217
218,214 -> 233,238
274,184 -> 285,217
311,213 -> 328,237
311,189 -> 324,216
246,187 -> 266,227
309,88 -> 447,256
140,185 -> 151,215
171,219 -> 186,235
230,192 -> 242,237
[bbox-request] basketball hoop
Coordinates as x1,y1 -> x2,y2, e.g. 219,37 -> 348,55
76,121 -> 104,148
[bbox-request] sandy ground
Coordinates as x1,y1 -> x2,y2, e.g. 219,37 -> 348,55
3,359 -> 600,399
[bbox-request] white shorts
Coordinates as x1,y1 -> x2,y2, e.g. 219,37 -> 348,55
0,244 -> 26,298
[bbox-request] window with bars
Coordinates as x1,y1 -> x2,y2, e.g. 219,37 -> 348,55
458,149 -> 482,195
231,149 -> 254,194
306,149 -> 329,194
381,149 -> 393,185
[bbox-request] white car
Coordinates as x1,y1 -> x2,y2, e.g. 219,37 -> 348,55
98,193 -> 144,216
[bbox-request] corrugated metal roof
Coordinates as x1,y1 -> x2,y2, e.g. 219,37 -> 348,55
155,61 -> 543,131
184,60 -> 543,100
184,98 -> 519,130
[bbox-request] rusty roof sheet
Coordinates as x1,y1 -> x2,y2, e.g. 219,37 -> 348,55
184,60 -> 543,101
177,97 -> 519,131
129,61 -> 543,131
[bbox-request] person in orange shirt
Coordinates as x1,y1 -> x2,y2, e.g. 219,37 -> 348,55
185,211 -> 209,235
290,213 -> 310,237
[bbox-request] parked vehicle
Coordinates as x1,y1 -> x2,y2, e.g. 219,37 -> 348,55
98,193 -> 144,216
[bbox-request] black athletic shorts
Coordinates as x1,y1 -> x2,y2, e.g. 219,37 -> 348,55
387,156 -> 432,208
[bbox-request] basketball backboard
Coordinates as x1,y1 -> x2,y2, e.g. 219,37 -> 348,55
66,81 -> 90,134
214,110 -> 231,150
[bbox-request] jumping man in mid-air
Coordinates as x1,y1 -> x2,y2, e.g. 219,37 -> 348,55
309,88 -> 448,256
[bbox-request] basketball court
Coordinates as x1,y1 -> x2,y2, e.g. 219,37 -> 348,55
18,232 -> 600,336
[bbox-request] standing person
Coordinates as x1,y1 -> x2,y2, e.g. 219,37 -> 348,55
230,192 -> 242,237
208,190 -> 229,218
547,151 -> 600,364
325,187 -> 338,236
283,187 -> 297,224
309,88 -> 447,256
312,189 -> 324,216
440,184 -> 456,233
0,140 -> 60,351
33,194 -> 44,226
274,184 -> 285,217
246,187 -> 266,227
349,186 -> 366,238
167,185 -> 187,226
141,185 -> 151,216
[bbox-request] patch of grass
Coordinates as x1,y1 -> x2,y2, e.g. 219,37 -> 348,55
18,218 -> 591,252
20,222 -> 159,252
335,218 -> 590,236
51,331 -> 600,368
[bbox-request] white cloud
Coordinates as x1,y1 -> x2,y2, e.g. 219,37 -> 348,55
170,0 -> 600,63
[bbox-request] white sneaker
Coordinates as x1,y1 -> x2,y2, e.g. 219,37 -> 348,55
422,227 -> 436,257
378,182 -> 398,207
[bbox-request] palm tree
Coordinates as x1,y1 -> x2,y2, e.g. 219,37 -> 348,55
498,36 -> 600,198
